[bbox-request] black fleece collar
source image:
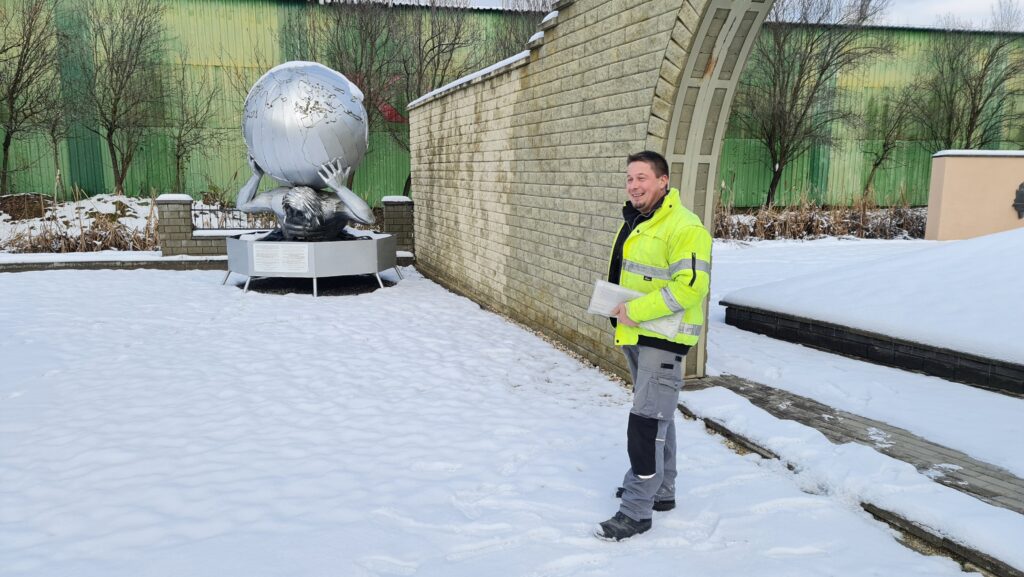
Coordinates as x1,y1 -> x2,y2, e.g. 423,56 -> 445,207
622,193 -> 667,229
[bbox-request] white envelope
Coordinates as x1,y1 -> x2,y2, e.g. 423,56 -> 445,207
587,280 -> 683,338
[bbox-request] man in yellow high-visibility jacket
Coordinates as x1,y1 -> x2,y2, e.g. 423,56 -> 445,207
595,151 -> 712,542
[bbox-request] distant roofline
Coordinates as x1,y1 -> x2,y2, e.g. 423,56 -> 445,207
308,3 -> 1024,24
312,0 -> 549,11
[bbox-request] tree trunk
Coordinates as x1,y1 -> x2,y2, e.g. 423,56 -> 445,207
765,168 -> 783,207
174,154 -> 183,194
862,160 -> 882,201
106,136 -> 123,196
52,144 -> 62,202
1,131 -> 14,195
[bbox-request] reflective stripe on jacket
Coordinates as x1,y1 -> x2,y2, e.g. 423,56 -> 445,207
608,188 -> 712,347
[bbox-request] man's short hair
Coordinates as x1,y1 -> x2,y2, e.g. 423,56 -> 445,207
627,151 -> 669,179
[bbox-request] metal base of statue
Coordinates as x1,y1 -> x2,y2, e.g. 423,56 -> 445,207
224,232 -> 401,297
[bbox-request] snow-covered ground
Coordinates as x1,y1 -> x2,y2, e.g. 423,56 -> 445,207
720,228 -> 1024,364
1,238 -> 1021,576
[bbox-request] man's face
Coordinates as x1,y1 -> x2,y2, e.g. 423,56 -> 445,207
626,161 -> 669,214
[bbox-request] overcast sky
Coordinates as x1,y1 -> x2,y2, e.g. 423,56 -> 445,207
883,0 -> 1001,28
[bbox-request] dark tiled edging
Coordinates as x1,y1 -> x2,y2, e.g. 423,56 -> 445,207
722,303 -> 1024,397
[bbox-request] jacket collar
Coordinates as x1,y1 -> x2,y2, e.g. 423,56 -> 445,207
622,188 -> 679,228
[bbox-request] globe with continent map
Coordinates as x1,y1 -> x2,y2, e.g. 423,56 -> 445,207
242,61 -> 369,188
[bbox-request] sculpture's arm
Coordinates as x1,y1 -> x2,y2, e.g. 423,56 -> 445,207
237,155 -> 267,213
318,159 -> 375,225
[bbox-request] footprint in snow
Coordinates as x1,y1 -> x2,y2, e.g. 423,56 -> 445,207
356,556 -> 419,576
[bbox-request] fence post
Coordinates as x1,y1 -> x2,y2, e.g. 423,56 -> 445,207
156,194 -> 195,257
156,194 -> 230,257
381,196 -> 414,261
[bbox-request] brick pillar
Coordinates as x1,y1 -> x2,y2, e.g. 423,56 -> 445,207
381,197 -> 414,256
156,194 -> 194,257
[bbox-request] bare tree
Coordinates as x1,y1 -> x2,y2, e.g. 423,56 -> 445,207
485,0 -> 550,65
0,0 -> 62,195
0,4 -> 17,63
218,31 -> 276,104
305,0 -> 401,133
38,86 -> 69,201
860,83 -> 916,198
388,0 -> 480,150
731,0 -> 892,206
166,49 -> 225,194
65,0 -> 168,196
911,5 -> 1024,152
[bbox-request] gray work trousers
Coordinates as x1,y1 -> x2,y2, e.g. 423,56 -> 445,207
618,345 -> 683,521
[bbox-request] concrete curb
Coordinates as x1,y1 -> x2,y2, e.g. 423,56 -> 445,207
0,260 -> 227,273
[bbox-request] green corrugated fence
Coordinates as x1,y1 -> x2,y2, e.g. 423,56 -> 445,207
1,0 -> 415,205
1,1 -> 1021,207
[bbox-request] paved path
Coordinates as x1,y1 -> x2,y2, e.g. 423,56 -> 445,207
689,375 -> 1024,516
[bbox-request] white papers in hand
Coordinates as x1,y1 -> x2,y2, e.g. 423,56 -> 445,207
587,280 -> 682,338
587,280 -> 641,315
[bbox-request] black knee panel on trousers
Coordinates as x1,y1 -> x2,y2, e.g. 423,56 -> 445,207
627,412 -> 659,477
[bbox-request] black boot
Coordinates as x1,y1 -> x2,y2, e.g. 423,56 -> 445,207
615,487 -> 676,512
595,512 -> 652,541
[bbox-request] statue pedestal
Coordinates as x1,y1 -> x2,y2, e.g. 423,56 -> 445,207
224,232 -> 400,297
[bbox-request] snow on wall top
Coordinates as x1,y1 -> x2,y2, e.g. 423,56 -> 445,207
408,50 -> 530,109
933,150 -> 1024,158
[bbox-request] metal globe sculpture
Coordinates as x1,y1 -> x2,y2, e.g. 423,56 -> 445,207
235,61 -> 375,239
242,61 -> 369,187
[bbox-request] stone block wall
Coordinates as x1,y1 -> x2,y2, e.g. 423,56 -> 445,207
410,0 -> 771,378
410,0 -> 713,377
156,196 -> 228,257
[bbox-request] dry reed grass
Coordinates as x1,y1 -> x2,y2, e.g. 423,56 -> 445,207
714,195 -> 926,241
0,187 -> 160,253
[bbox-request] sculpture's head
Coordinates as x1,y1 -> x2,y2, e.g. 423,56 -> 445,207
282,187 -> 324,229
242,62 -> 369,188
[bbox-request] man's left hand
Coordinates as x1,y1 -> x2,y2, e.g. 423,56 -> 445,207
611,303 -> 638,327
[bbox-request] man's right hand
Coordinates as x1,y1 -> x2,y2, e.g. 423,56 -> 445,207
611,303 -> 639,327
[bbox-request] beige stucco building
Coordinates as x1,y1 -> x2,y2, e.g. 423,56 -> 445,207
926,151 -> 1024,241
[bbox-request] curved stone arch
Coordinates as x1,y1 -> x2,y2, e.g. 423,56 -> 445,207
648,0 -> 771,222
408,0 -> 775,379
647,0 -> 773,375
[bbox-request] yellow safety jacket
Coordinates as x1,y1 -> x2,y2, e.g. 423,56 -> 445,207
608,188 -> 712,348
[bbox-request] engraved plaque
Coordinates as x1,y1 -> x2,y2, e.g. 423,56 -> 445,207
253,243 -> 310,274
